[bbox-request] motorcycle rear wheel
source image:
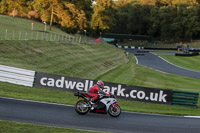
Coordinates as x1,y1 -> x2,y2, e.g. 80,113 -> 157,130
108,104 -> 121,117
75,100 -> 89,115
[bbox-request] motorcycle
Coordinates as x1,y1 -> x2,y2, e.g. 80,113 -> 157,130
74,91 -> 121,117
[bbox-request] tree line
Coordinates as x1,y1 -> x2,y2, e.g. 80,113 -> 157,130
1,0 -> 200,41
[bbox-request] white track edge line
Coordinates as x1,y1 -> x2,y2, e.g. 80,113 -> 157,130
134,55 -> 138,64
155,53 -> 200,73
0,96 -> 73,107
0,96 -> 192,118
184,116 -> 200,119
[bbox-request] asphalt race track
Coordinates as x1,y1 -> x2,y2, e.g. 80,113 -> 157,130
126,49 -> 200,79
1,97 -> 200,133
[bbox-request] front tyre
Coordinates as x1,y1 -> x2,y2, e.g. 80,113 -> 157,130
108,104 -> 121,117
75,100 -> 89,115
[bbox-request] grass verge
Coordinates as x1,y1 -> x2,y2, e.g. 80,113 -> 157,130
0,40 -> 128,79
0,120 -> 105,133
161,55 -> 200,72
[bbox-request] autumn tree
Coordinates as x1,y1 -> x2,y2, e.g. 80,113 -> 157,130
32,0 -> 59,30
65,0 -> 92,21
90,0 -> 116,34
0,0 -> 29,17
137,0 -> 157,6
0,0 -> 8,14
57,2 -> 87,33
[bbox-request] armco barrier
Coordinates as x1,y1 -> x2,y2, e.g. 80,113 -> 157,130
0,65 -> 35,87
172,90 -> 199,108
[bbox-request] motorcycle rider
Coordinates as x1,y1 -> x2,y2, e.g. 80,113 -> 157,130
87,80 -> 109,109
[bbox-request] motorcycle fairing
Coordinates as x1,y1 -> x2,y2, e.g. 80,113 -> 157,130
100,98 -> 117,111
94,100 -> 106,110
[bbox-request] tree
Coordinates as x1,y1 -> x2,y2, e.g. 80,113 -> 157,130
137,0 -> 157,6
32,0 -> 59,30
58,2 -> 87,31
148,7 -> 161,38
0,0 -> 8,14
172,5 -> 200,41
160,0 -> 198,7
32,0 -> 50,22
127,4 -> 151,35
110,0 -> 132,34
90,0 -> 116,33
66,0 -> 93,21
0,0 -> 29,17
197,0 -> 200,4
158,6 -> 176,41
32,0 -> 87,33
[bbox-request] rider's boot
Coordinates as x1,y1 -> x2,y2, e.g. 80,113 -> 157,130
89,98 -> 94,110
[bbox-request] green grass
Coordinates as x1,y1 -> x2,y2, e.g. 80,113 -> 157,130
0,120 -> 105,133
0,82 -> 77,105
0,40 -> 128,79
152,52 -> 175,56
160,55 -> 200,72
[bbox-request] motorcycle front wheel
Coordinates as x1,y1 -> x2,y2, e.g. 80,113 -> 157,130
108,104 -> 121,117
75,100 -> 89,115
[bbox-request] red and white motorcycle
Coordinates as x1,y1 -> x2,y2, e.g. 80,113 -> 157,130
74,91 -> 121,117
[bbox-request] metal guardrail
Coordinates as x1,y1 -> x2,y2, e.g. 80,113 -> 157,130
172,90 -> 199,108
0,65 -> 35,87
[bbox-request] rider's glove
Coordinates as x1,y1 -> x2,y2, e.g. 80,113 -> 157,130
105,93 -> 110,97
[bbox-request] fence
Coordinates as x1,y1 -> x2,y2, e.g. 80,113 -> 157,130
0,30 -> 97,44
0,65 -> 35,87
172,90 -> 199,108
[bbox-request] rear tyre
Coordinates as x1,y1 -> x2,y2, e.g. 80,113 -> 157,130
108,104 -> 121,117
75,100 -> 89,115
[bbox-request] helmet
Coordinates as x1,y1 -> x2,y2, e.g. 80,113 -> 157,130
97,80 -> 104,88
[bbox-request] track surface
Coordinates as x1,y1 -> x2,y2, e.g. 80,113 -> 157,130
126,49 -> 200,79
1,97 -> 200,133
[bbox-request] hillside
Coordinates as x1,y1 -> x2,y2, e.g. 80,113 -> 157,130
0,40 -> 128,79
